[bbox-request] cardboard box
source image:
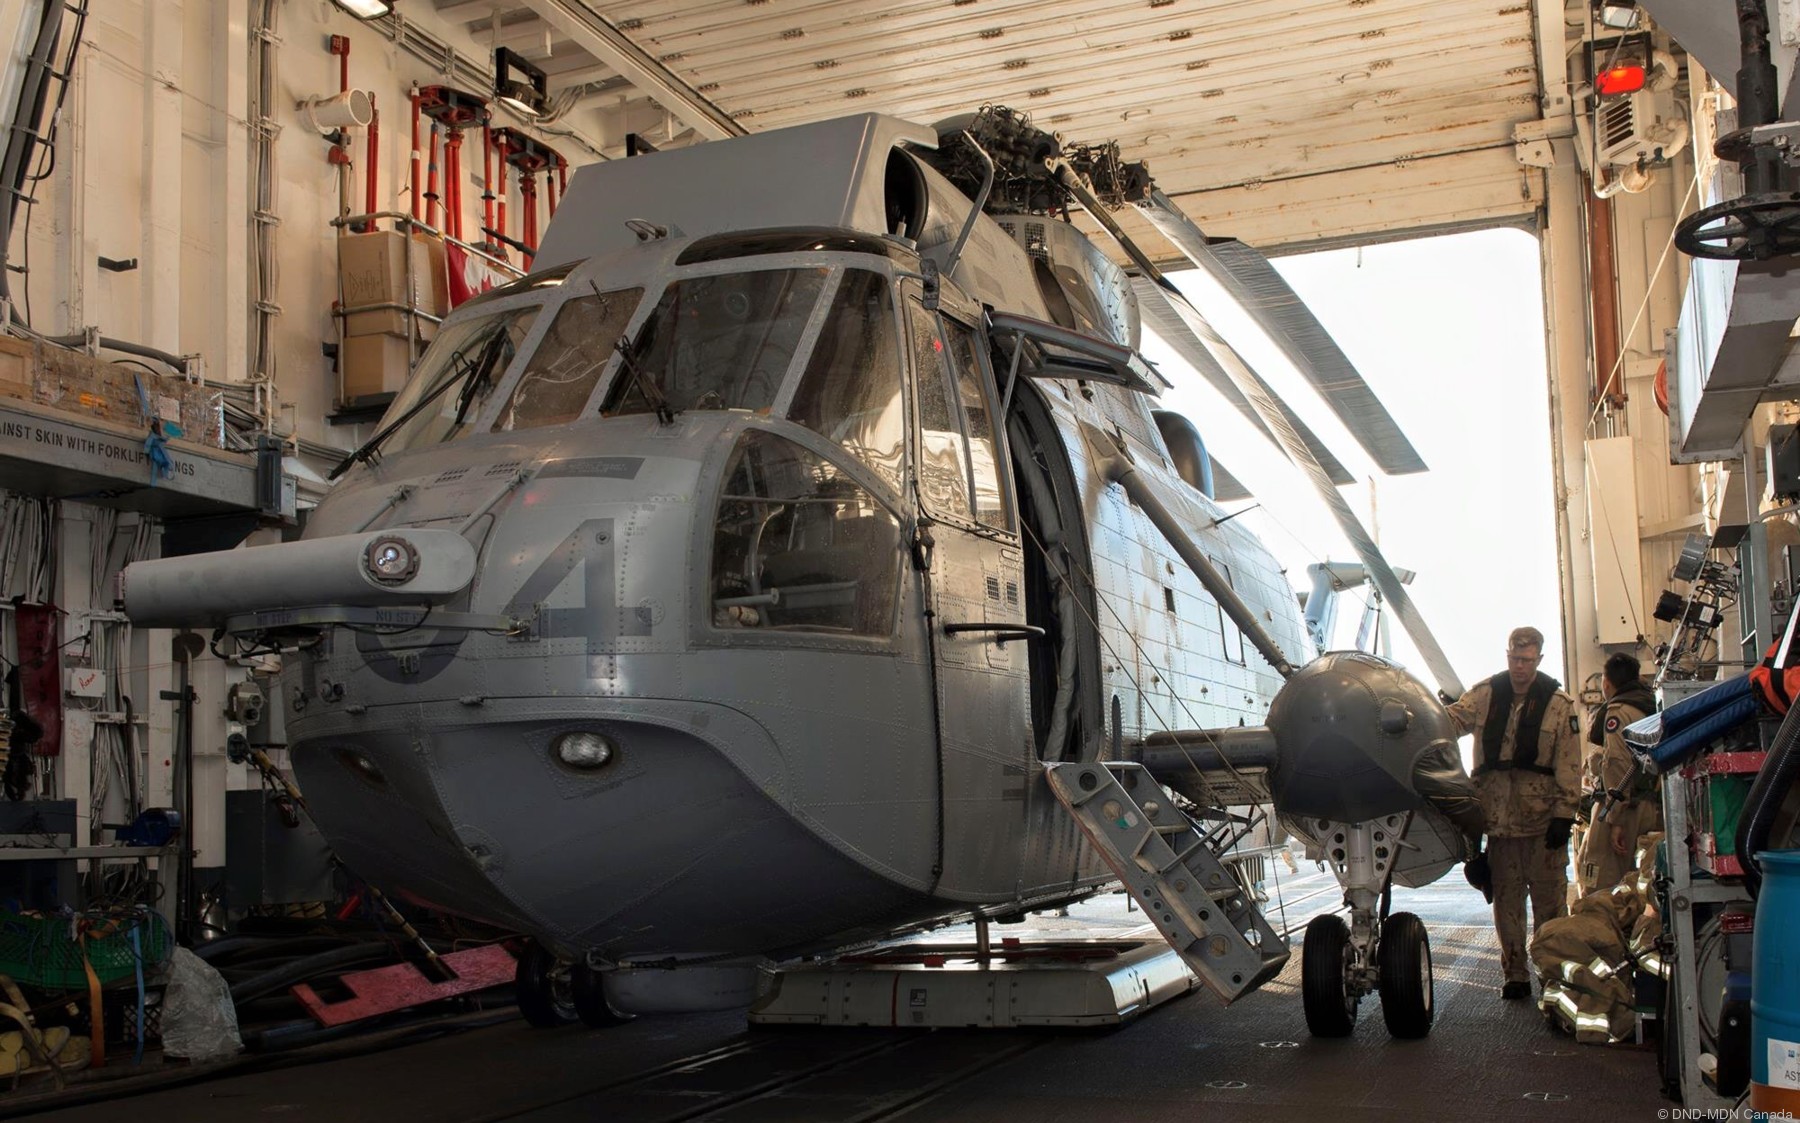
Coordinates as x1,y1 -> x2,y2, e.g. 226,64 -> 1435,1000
338,230 -> 448,340
0,336 -> 31,401
419,234 -> 449,317
341,333 -> 420,402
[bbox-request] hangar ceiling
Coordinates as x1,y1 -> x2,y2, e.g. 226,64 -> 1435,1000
432,0 -> 1552,248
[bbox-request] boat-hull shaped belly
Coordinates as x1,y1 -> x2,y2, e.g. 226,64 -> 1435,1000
291,707 -> 932,961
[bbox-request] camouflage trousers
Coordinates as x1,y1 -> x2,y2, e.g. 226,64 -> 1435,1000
1574,803 -> 1658,898
1574,823 -> 1631,900
1490,834 -> 1569,984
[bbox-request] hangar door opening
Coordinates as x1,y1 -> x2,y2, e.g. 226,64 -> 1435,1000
1143,227 -> 1560,729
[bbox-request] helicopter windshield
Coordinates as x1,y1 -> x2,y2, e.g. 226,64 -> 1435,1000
374,304 -> 541,454
493,286 -> 644,431
605,268 -> 830,417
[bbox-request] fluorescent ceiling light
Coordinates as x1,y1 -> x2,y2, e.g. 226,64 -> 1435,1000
331,0 -> 394,19
494,47 -> 549,118
1597,1 -> 1639,30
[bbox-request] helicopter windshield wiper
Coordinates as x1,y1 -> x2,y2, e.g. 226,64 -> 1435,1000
447,331 -> 510,434
612,326 -> 677,425
328,333 -> 498,480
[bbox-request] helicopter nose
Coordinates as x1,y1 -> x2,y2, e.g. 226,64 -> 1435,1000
290,702 -> 898,958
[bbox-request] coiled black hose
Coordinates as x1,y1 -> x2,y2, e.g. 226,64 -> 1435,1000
195,934 -> 363,964
227,942 -> 396,1006
1736,695 -> 1800,899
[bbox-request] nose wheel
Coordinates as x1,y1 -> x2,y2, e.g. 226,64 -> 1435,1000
515,943 -> 635,1029
1301,913 -> 1358,1037
515,942 -> 579,1028
1377,911 -> 1434,1039
571,962 -> 635,1027
1298,816 -> 1436,1040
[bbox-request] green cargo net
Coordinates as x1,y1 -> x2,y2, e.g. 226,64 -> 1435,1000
0,909 -> 171,991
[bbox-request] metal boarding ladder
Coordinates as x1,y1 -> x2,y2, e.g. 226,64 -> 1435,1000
1044,760 -> 1289,1003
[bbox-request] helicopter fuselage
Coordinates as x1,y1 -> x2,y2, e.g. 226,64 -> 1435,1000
287,215 -> 1306,970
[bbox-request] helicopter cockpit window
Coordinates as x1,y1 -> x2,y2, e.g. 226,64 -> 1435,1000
606,268 -> 829,416
909,305 -> 1011,531
786,270 -> 904,494
377,305 -> 542,453
710,429 -> 901,637
493,286 -> 644,431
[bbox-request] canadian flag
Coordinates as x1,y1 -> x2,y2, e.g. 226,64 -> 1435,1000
446,243 -> 514,308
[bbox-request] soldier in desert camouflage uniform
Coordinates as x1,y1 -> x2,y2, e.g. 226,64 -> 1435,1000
1447,626 -> 1584,1000
1574,653 -> 1659,897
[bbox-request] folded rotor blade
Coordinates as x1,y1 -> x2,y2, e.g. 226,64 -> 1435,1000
1132,275 -> 1354,487
1055,166 -> 1463,698
1139,188 -> 1427,477
1133,273 -> 1463,698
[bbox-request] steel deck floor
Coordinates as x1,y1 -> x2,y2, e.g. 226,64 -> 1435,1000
22,871 -> 1670,1122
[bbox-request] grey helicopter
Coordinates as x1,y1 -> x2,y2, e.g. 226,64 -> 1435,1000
120,105 -> 1488,1040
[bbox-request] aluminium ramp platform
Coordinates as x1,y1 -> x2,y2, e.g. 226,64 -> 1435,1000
748,936 -> 1196,1028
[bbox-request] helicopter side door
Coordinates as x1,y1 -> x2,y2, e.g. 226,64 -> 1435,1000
905,294 -> 1032,898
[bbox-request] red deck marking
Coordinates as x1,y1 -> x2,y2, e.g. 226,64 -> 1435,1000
292,944 -> 517,1027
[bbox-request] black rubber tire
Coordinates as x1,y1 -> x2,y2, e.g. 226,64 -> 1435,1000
571,963 -> 635,1028
1377,911 -> 1435,1039
1657,967 -> 1681,1098
1302,913 -> 1358,1038
515,943 -> 579,1028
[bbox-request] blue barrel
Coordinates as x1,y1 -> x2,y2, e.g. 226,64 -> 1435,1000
1753,850 -> 1800,1117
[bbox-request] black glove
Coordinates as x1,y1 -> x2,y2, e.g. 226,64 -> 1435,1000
1544,817 -> 1574,850
1464,852 -> 1493,904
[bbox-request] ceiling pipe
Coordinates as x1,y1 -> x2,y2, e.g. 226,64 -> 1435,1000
513,0 -> 743,140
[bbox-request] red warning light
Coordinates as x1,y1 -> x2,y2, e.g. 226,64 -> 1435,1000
1595,64 -> 1645,97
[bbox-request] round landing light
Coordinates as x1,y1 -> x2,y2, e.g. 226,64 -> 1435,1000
553,731 -> 616,770
365,536 -> 419,584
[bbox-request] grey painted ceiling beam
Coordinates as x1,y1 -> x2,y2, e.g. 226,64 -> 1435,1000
433,0 -> 532,24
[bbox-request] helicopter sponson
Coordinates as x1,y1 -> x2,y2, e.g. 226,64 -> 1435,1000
1267,652 -> 1480,832
1136,652 -> 1484,878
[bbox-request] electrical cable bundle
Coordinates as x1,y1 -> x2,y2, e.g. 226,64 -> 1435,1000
0,492 -> 53,603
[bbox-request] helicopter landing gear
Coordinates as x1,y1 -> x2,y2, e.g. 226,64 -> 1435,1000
571,962 -> 635,1027
515,942 -> 579,1028
1299,814 -> 1435,1040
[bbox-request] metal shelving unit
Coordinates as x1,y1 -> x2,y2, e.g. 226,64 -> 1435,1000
1657,679 -> 1752,1111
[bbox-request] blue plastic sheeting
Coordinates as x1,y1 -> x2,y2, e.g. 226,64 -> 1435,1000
1620,673 -> 1761,772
